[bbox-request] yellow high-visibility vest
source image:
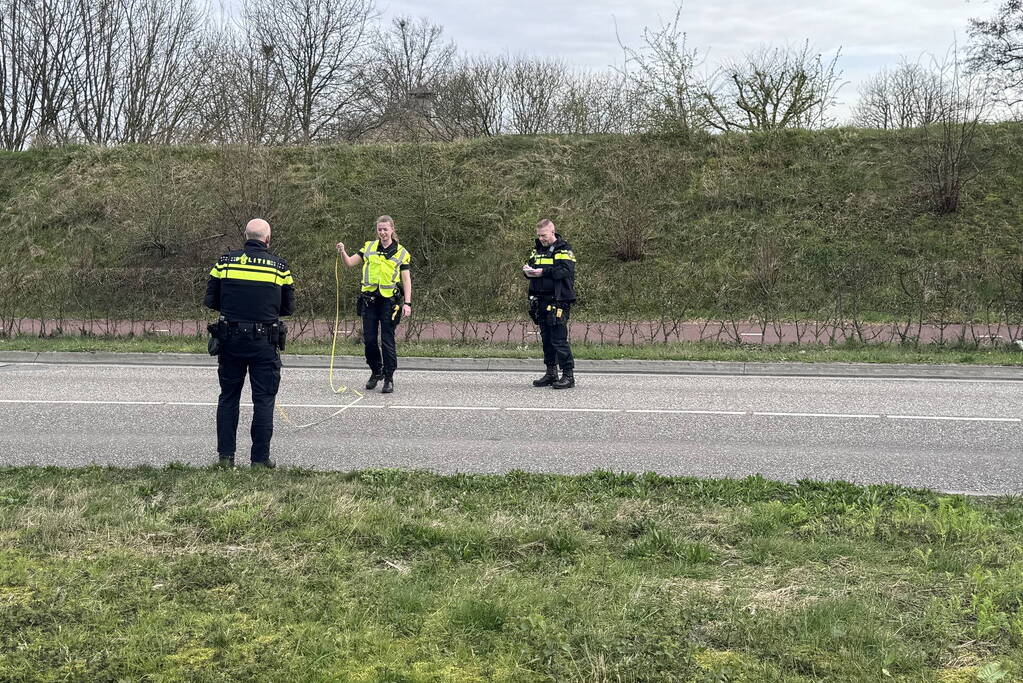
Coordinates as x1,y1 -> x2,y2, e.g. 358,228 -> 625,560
360,240 -> 410,296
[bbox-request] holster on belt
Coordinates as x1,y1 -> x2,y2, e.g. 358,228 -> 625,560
270,321 -> 287,351
206,316 -> 227,356
544,303 -> 565,327
356,292 -> 376,317
528,296 -> 542,325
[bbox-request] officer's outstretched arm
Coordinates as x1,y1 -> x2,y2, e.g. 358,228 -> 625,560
336,242 -> 363,268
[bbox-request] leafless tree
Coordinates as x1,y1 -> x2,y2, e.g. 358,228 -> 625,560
435,55 -> 509,137
362,15 -> 455,138
558,70 -> 640,134
70,0 -> 126,144
701,42 -> 843,132
505,56 -> 569,134
968,0 -> 1023,109
0,0 -> 78,149
910,50 -> 994,214
192,26 -> 292,144
1,0 -> 41,149
244,0 -> 374,143
853,60 -> 945,129
68,0 -> 209,144
616,3 -> 706,136
120,0 -> 209,143
26,0 -> 77,145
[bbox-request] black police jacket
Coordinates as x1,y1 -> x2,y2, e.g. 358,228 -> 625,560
524,234 -> 576,302
204,239 -> 295,322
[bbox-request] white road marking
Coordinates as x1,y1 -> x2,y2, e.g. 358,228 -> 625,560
506,407 -> 619,413
753,411 -> 881,419
627,409 -> 746,416
0,399 -> 164,405
0,398 -> 1019,423
390,404 -> 499,411
888,414 -> 1021,423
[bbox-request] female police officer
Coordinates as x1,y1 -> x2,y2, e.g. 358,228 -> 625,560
336,215 -> 412,394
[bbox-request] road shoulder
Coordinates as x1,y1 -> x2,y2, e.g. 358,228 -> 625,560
1,350 -> 1020,380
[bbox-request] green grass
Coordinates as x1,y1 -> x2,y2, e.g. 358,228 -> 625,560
0,468 -> 1020,681
3,334 -> 1023,366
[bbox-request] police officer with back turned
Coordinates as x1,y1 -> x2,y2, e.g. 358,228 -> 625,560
204,218 -> 294,468
523,218 -> 577,389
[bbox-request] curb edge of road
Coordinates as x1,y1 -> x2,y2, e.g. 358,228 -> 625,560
0,350 -> 1020,380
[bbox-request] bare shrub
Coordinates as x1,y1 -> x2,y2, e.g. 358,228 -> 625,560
906,50 -> 993,215
702,42 -> 843,132
853,60 -> 946,129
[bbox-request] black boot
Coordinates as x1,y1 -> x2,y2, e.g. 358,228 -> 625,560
532,366 -> 558,387
217,454 -> 235,468
366,372 -> 384,390
382,376 -> 394,393
251,458 -> 276,469
552,371 -> 575,389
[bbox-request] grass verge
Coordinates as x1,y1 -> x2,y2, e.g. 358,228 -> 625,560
2,334 -> 1023,366
1,467 -> 1020,681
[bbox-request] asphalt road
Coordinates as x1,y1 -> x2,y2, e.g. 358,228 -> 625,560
1,356 -> 1020,495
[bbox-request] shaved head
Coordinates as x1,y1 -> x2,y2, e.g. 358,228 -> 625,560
244,218 -> 271,242
536,218 -> 556,246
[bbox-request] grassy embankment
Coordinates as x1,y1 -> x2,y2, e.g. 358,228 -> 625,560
1,467 -> 1020,681
2,125 -> 1023,330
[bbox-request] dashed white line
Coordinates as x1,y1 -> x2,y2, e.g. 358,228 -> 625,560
888,414 -> 1021,423
390,404 -> 500,411
0,399 -> 163,406
627,409 -> 745,416
506,406 -> 619,413
753,411 -> 881,419
0,398 -> 1020,423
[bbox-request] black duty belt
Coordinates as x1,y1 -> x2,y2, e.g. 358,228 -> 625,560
227,321 -> 272,336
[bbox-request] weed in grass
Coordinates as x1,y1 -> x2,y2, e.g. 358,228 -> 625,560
968,567 -> 1023,643
625,524 -> 716,566
526,526 -> 586,557
449,597 -> 510,635
727,597 -> 927,678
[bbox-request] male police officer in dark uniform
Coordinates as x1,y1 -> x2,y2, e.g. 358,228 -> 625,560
523,218 -> 577,389
204,218 -> 294,468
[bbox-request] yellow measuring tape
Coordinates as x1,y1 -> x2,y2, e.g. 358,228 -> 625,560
277,252 -> 363,430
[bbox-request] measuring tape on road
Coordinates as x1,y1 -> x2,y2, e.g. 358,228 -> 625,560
277,252 -> 364,430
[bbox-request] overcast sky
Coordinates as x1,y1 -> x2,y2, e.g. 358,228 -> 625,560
375,0 -> 989,122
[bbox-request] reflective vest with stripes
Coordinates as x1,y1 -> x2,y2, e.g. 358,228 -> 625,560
209,252 -> 294,287
360,240 -> 409,296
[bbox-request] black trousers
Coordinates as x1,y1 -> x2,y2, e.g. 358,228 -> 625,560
538,302 -> 574,372
216,332 -> 282,462
363,296 -> 399,376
